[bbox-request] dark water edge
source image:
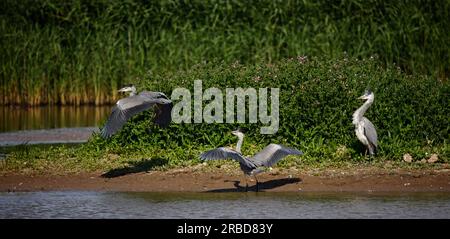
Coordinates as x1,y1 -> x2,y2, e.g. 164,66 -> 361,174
0,106 -> 111,132
0,127 -> 98,146
1,191 -> 449,219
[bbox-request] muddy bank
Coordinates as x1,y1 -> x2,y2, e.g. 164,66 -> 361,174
1,167 -> 450,192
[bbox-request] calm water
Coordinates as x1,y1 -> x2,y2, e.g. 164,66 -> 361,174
0,106 -> 111,132
1,191 -> 449,219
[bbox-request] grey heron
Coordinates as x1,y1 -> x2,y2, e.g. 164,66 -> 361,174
101,85 -> 173,138
352,90 -> 378,156
200,130 -> 303,192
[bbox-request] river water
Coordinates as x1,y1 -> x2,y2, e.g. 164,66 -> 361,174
1,191 -> 449,219
0,106 -> 111,132
0,106 -> 109,146
1,108 -> 449,219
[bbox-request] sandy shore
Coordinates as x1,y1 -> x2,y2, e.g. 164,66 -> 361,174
1,167 -> 450,192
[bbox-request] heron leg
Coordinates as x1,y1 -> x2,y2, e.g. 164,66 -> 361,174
368,145 -> 375,157
244,173 -> 248,192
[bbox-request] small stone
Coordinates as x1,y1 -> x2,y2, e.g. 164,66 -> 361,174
403,154 -> 413,163
427,154 -> 439,163
404,183 -> 410,186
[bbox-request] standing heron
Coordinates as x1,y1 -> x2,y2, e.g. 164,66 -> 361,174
352,90 -> 378,156
101,85 -> 173,138
200,130 -> 303,192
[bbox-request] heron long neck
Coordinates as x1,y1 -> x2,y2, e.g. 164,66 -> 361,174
352,97 -> 374,125
235,135 -> 244,153
129,89 -> 137,96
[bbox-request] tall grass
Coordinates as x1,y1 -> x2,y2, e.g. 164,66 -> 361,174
1,0 -> 449,105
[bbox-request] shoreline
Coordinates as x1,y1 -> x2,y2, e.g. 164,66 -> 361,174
2,167 -> 450,193
0,127 -> 97,146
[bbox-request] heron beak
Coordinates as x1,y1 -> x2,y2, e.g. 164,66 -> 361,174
358,95 -> 366,100
159,98 -> 172,104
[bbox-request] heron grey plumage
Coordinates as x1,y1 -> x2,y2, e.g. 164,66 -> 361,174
101,85 -> 173,138
352,90 -> 378,155
200,130 -> 303,191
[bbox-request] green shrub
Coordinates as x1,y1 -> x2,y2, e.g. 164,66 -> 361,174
91,56 -> 449,162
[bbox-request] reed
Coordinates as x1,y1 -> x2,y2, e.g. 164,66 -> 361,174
1,0 -> 448,105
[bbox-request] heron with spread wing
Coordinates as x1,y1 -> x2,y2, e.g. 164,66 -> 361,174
101,85 -> 172,138
200,130 -> 303,192
352,90 -> 378,156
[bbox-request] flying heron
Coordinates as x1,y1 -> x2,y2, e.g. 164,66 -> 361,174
100,85 -> 173,138
200,130 -> 303,192
352,90 -> 378,156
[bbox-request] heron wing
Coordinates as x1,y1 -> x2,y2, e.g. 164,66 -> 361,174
139,91 -> 167,99
139,91 -> 173,127
250,144 -> 303,167
100,95 -> 157,138
362,117 -> 378,148
200,147 -> 255,169
101,106 -> 126,138
153,102 -> 173,128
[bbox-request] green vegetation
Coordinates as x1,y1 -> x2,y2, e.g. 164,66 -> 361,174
1,0 -> 449,105
0,143 -> 446,176
1,1 -> 448,175
1,57 -> 448,174
93,57 -> 449,161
